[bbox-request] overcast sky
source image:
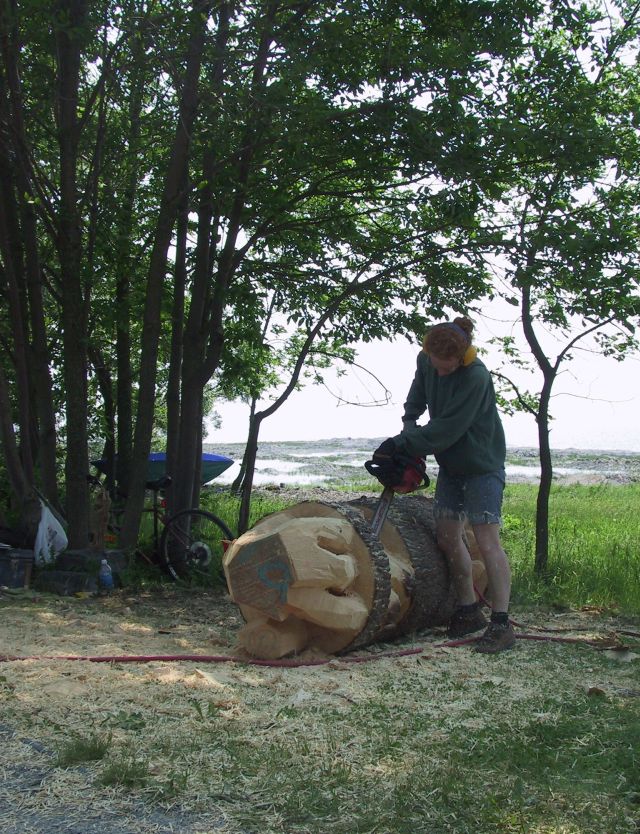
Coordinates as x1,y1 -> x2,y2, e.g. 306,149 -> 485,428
207,327 -> 640,453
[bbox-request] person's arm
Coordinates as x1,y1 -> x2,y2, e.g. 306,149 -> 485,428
395,369 -> 489,458
401,356 -> 427,425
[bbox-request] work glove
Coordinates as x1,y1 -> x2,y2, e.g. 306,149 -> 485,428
372,437 -> 397,460
365,438 -> 399,487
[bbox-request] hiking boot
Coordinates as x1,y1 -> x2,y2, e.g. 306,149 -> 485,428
474,621 -> 516,654
447,605 -> 488,638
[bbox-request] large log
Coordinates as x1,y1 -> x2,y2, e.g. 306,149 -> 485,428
223,495 -> 486,659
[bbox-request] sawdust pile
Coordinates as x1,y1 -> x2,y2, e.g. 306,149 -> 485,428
1,588 -> 638,834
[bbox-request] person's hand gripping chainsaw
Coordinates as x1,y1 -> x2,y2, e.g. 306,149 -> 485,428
364,439 -> 429,536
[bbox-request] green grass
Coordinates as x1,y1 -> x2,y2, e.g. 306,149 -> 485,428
307,668 -> 626,832
98,753 -> 149,788
55,731 -> 111,767
120,649 -> 640,834
503,483 -> 640,614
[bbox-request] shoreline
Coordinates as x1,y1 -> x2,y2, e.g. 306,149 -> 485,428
208,437 -> 640,456
205,439 -> 640,491
245,471 -> 637,507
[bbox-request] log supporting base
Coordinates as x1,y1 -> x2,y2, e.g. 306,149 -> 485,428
223,495 -> 487,659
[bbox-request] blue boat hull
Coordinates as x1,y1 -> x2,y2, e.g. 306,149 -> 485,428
93,453 -> 234,486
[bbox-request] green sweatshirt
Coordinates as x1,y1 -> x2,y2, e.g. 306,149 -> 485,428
393,352 -> 506,476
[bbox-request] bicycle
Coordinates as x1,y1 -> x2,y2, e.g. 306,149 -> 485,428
88,472 -> 235,582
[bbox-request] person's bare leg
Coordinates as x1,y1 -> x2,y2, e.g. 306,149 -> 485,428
471,523 -> 511,612
472,523 -> 515,652
436,517 -> 476,606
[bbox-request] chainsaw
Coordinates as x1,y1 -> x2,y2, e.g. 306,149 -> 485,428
364,447 -> 429,537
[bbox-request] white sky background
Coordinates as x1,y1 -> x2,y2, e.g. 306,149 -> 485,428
206,310 -> 640,452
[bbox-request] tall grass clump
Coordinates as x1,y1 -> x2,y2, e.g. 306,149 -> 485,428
199,487 -> 289,535
55,732 -> 111,767
199,487 -> 241,534
503,483 -> 640,615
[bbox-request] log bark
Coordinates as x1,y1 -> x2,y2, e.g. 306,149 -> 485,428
224,495 -> 487,659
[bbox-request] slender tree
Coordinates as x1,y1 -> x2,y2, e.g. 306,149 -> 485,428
119,0 -> 213,548
166,0 -> 538,526
0,0 -> 59,505
480,0 -> 640,572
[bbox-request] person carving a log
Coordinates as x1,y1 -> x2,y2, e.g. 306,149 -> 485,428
373,316 -> 515,653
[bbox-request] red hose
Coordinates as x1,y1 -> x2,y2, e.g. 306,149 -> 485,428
0,647 -> 424,667
0,628 -> 621,668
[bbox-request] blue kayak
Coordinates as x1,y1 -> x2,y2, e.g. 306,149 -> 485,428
147,452 -> 234,484
93,452 -> 234,485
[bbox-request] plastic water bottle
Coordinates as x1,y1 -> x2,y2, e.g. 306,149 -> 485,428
98,558 -> 114,592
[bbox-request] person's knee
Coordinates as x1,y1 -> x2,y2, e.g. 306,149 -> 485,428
472,524 -> 503,556
437,527 -> 472,574
436,526 -> 462,555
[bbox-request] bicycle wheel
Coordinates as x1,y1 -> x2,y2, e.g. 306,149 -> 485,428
160,509 -> 234,581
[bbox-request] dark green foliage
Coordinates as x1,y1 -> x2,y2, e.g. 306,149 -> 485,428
0,0 -> 638,560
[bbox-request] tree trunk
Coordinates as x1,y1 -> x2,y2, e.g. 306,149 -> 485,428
534,377 -> 554,574
520,277 -> 555,577
172,2 -> 273,519
231,397 -> 258,494
237,412 -> 261,535
164,177 -> 189,514
88,345 -> 116,493
192,397 -> 204,508
54,0 -> 91,548
22,197 -> 59,506
113,26 -> 154,499
173,142 -> 216,516
114,261 -> 133,497
0,0 -> 59,506
0,365 -> 31,504
119,3 -> 210,548
224,495 -> 486,658
173,363 -> 205,513
163,3 -> 234,520
0,167 -> 35,487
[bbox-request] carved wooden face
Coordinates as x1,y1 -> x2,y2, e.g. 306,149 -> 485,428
223,502 -> 382,655
224,515 -> 366,628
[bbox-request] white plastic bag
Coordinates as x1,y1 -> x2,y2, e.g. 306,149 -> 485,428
34,499 -> 68,565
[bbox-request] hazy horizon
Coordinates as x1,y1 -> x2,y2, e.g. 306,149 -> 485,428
206,334 -> 640,453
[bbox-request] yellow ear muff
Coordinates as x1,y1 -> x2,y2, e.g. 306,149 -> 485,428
462,346 -> 477,366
